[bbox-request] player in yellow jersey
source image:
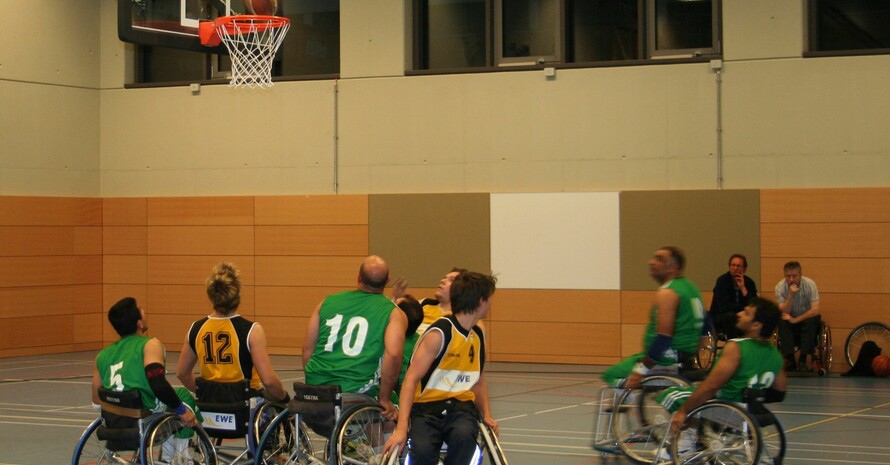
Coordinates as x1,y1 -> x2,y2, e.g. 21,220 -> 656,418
384,271 -> 498,465
177,262 -> 289,403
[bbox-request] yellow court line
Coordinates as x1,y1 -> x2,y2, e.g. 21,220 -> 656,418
783,401 -> 890,435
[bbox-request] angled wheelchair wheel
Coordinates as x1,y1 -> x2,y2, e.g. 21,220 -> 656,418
142,414 -> 217,465
252,401 -> 289,453
72,417 -> 140,465
333,404 -> 392,465
696,327 -> 718,371
612,375 -> 688,464
755,410 -> 786,465
674,401 -> 762,465
844,321 -> 890,367
255,409 -> 318,465
478,420 -> 508,465
813,323 -> 832,376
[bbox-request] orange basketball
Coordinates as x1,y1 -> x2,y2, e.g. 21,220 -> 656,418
872,354 -> 890,377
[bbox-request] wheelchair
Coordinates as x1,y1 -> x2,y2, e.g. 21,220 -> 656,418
775,319 -> 832,375
254,382 -> 392,465
379,417 -> 507,465
194,378 -> 288,465
670,389 -> 786,465
844,321 -> 890,367
72,387 -> 217,465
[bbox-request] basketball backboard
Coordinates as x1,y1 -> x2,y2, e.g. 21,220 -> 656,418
118,0 -> 251,52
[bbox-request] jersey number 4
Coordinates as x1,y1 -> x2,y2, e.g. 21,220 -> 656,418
323,314 -> 369,356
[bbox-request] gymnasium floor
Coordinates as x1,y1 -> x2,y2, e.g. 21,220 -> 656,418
1,351 -> 888,465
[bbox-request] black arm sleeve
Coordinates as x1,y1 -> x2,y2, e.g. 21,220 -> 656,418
145,363 -> 184,409
764,387 -> 786,403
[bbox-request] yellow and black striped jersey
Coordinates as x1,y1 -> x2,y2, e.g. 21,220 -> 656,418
187,315 -> 262,390
413,314 -> 485,404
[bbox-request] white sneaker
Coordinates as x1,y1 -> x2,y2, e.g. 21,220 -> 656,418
161,437 -> 192,464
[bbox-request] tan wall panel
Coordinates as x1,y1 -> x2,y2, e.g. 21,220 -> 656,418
621,190 -> 761,290
0,226 -> 98,256
147,197 -> 255,225
369,194 -> 491,288
104,226 -> 148,255
491,353 -> 618,365
762,258 -> 890,294
150,314 -> 213,348
491,289 -> 620,324
255,195 -> 368,225
147,226 -> 255,256
147,256 -> 256,285
75,313 -> 104,344
104,255 -> 148,284
0,197 -> 101,226
0,256 -> 100,287
620,291 -> 653,325
255,256 -> 361,287
104,198 -> 148,226
761,188 -> 890,223
762,223 -> 890,258
255,225 -> 368,256
489,322 -> 621,358
0,315 -> 75,349
254,286 -> 354,318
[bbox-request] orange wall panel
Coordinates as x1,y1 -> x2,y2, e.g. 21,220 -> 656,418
255,256 -> 361,287
255,225 -> 368,256
104,226 -> 148,255
104,255 -> 148,284
0,197 -> 101,226
254,286 -> 353,318
104,198 -> 147,226
147,225 -> 255,256
147,197 -> 255,225
255,195 -> 368,225
146,255 -> 256,286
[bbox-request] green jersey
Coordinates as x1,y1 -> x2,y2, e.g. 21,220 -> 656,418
305,290 -> 395,396
96,334 -> 159,411
717,338 -> 784,402
644,277 -> 705,355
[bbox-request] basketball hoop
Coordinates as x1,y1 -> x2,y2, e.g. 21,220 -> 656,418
199,15 -> 290,89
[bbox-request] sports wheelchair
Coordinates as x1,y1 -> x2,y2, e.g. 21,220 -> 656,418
669,388 -> 786,465
72,387 -> 217,465
844,321 -> 890,367
254,382 -> 391,465
194,378 -> 288,465
379,416 -> 508,465
774,319 -> 832,375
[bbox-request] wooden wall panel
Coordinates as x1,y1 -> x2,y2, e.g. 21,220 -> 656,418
761,223 -> 890,258
254,286 -> 353,318
103,284 -> 148,313
0,315 -> 75,349
255,256 -> 361,287
74,285 -> 103,314
146,284 -> 213,315
620,291 -> 653,325
0,226 -> 98,255
491,289 -> 620,324
75,313 -> 104,344
255,225 -> 368,256
104,198 -> 147,226
149,313 -> 212,348
761,188 -> 890,223
255,195 -> 368,225
622,324 -> 646,358
818,293 -> 890,328
0,286 -> 76,318
104,226 -> 147,255
147,226 -> 255,255
489,321 -> 621,359
0,256 -> 101,287
263,316 -> 307,355
762,258 -> 890,294
104,255 -> 147,284
146,256 -> 256,285
0,197 -> 101,226
147,197 -> 255,225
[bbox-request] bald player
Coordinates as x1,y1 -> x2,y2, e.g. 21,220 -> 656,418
303,255 -> 408,419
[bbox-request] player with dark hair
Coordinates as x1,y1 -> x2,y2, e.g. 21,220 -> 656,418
384,271 -> 498,465
92,297 -> 199,457
709,253 -> 758,339
603,246 -> 705,388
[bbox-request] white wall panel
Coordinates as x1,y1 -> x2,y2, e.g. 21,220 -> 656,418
490,192 -> 620,289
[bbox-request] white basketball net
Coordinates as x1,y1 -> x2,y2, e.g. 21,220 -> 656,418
216,17 -> 290,89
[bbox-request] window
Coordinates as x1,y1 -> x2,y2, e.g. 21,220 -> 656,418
808,0 -> 890,55
414,0 -> 721,70
134,0 -> 340,85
